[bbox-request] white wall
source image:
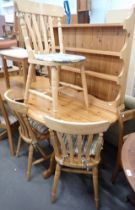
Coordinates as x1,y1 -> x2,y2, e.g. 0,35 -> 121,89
91,0 -> 135,23
91,0 -> 135,96
1,0 -> 135,95
35,0 -> 76,14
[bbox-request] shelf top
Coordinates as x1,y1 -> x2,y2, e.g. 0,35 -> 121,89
54,23 -> 124,28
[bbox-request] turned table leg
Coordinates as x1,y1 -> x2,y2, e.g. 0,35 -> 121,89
2,56 -> 10,89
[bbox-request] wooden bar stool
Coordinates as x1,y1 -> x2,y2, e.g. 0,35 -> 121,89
0,47 -> 28,88
0,3 -> 28,89
16,0 -> 89,112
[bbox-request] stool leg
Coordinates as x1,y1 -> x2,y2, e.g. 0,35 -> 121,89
32,65 -> 36,82
2,56 -> 10,89
24,64 -> 34,103
51,66 -> 59,112
80,65 -> 89,108
21,59 -> 28,85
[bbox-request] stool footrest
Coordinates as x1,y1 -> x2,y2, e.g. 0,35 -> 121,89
29,89 -> 53,101
59,82 -> 83,91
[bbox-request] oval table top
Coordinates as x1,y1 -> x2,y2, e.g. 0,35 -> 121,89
2,75 -> 118,125
122,132 -> 135,192
28,94 -> 117,125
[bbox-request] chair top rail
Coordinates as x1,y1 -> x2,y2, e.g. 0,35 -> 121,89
4,90 -> 28,115
15,0 -> 65,17
44,115 -> 110,134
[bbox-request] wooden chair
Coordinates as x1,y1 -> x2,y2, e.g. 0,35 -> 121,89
4,89 -> 51,181
16,0 -> 88,112
0,3 -> 28,89
112,109 -> 135,183
44,115 -> 110,209
0,93 -> 18,156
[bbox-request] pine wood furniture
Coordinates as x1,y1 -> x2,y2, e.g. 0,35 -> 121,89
121,132 -> 135,191
0,93 -> 18,156
0,47 -> 28,89
112,109 -> 135,183
54,7 -> 135,114
16,0 -> 89,112
44,115 -> 110,209
4,89 -> 51,181
0,4 -> 28,89
0,75 -> 117,178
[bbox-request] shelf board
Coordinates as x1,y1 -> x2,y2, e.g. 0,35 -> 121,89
56,46 -> 121,57
54,23 -> 124,28
61,66 -> 121,84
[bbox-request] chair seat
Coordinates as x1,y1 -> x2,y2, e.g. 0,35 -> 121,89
0,114 -> 17,125
0,47 -> 28,59
35,53 -> 86,63
56,155 -> 98,169
0,102 -> 17,125
28,118 -> 48,134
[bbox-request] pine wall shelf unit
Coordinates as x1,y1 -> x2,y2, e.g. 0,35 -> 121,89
54,8 -> 135,113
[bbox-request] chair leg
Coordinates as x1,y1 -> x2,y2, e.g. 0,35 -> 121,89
43,152 -> 56,179
7,127 -> 14,156
51,66 -> 59,112
92,166 -> 99,209
16,136 -> 22,157
51,163 -> 61,203
27,144 -> 34,181
112,119 -> 123,184
24,64 -> 34,104
80,65 -> 89,108
111,152 -> 122,183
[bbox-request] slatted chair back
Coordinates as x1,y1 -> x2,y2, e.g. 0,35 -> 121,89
44,115 -> 110,166
15,0 -> 65,59
4,90 -> 36,143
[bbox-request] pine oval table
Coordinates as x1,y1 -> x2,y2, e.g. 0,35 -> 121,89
6,76 -> 118,178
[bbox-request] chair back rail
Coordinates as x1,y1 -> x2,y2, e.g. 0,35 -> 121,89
15,0 -> 65,57
4,90 -> 36,142
44,115 -> 110,165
